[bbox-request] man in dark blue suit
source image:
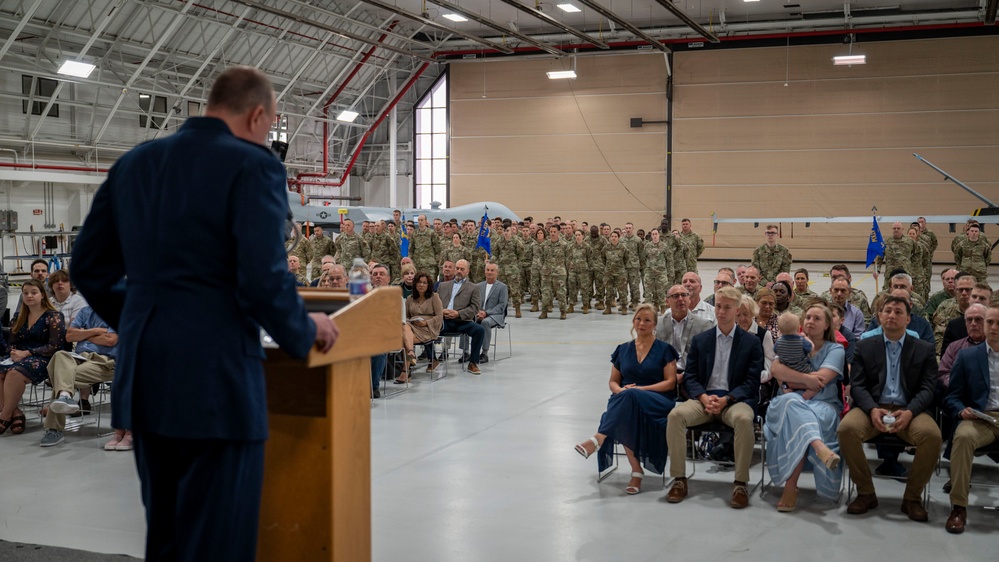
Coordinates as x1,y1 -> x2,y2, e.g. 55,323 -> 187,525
665,287 -> 763,508
942,304 -> 999,534
71,67 -> 338,561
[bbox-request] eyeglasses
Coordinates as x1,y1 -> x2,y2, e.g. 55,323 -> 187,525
765,231 -> 778,236
966,317 -> 985,323
713,280 -> 732,286
668,293 -> 689,299
956,287 -> 974,293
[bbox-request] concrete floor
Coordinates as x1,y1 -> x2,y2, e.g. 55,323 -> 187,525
1,262 -> 997,561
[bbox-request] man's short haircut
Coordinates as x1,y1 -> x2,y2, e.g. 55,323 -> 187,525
955,271 -> 976,283
794,268 -> 809,279
882,295 -> 911,315
31,258 -> 48,270
681,218 -> 690,222
207,66 -> 274,115
831,276 -> 851,288
891,272 -> 912,286
370,263 -> 390,275
765,224 -> 778,231
715,286 -> 743,305
975,281 -> 993,293
47,269 -> 70,288
829,264 -> 850,277
965,303 -> 988,317
718,267 -> 735,276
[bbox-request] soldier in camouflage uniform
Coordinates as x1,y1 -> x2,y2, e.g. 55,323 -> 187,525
670,230 -> 690,286
619,222 -> 643,309
640,229 -> 673,313
411,214 -> 442,281
566,230 -> 592,314
791,268 -> 818,309
492,225 -> 525,317
678,218 -> 704,278
589,224 -> 611,309
951,219 -> 991,254
954,223 -> 991,282
751,225 -> 792,285
602,231 -> 630,315
906,225 -> 932,300
539,226 -> 568,320
933,273 -> 975,355
440,233 -> 471,270
308,226 -> 335,282
519,225 -> 534,304
290,224 -> 312,279
368,221 -> 400,278
923,268 -> 957,319
875,222 -> 917,292
917,216 -> 938,255
287,255 -> 308,286
460,221 -> 488,284
529,228 -> 547,312
333,218 -> 369,266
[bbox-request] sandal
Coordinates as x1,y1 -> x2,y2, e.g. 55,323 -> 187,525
625,472 -> 644,495
10,413 -> 26,435
0,417 -> 11,435
407,349 -> 417,367
777,487 -> 799,512
816,446 -> 841,470
574,437 -> 599,459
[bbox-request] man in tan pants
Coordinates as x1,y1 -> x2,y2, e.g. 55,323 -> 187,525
941,304 -> 999,534
40,306 -> 118,447
665,287 -> 763,509
838,295 -> 942,522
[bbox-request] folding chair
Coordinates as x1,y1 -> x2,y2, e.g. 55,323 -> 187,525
379,350 -> 409,398
489,307 -> 512,363
597,439 -> 668,489
673,419 -> 765,494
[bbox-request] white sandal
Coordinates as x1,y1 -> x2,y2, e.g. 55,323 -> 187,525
625,472 -> 644,495
574,437 -> 599,459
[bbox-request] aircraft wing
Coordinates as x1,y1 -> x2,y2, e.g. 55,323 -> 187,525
713,215 -> 999,225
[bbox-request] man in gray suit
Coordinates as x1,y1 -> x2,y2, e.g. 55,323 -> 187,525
462,262 -> 508,364
656,284 -> 715,382
438,259 -> 485,374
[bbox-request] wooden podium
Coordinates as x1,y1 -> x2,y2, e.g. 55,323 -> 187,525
257,287 -> 401,562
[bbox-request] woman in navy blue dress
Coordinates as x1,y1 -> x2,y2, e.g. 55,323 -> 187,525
574,304 -> 678,494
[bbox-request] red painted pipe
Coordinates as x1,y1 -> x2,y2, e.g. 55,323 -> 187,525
0,161 -> 108,173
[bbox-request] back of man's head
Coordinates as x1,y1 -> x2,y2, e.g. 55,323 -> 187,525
207,66 -> 274,116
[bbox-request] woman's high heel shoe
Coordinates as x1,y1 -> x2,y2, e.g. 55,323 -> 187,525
574,437 -> 599,459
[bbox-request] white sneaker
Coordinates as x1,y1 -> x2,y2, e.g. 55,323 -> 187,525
50,395 -> 80,415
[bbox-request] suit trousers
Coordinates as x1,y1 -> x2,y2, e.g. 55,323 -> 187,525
443,319 -> 485,364
949,414 -> 999,507
460,317 -> 500,354
837,406 -> 942,501
45,351 -> 116,430
134,431 -> 265,562
666,399 -> 756,482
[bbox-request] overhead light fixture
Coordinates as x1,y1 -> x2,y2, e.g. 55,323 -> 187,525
547,70 -> 577,79
833,54 -> 866,65
443,13 -> 468,22
336,110 -> 359,122
57,60 -> 95,78
743,0 -> 760,2
557,3 -> 582,12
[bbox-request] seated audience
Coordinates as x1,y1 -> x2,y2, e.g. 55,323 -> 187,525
682,272 -> 714,321
938,303 -> 988,390
838,296 -> 942,521
49,270 -> 87,326
665,287 -> 763,509
791,268 -> 817,309
460,263 -> 507,364
830,277 -> 866,339
435,260 -> 456,292
942,304 -> 999,533
574,304 -> 678,495
656,284 -> 714,384
437,259 -> 485,375
40,305 -> 119,448
739,266 -> 761,298
369,263 -> 392,398
736,296 -> 775,384
941,282 -> 992,354
316,264 -> 347,289
288,255 -> 307,286
404,272 -> 444,376
754,288 -> 779,342
309,255 -> 336,287
771,280 -> 801,319
765,304 -> 845,511
0,280 -> 67,435
396,263 -> 417,299
704,269 -> 735,306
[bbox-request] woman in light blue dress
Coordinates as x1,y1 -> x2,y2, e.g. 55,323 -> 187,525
764,303 -> 845,512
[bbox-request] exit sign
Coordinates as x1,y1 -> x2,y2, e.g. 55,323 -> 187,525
32,209 -> 43,215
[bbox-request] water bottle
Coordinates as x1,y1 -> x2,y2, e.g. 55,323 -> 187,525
347,258 -> 371,301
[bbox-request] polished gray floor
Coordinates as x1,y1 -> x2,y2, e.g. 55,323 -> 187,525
1,262 -> 997,561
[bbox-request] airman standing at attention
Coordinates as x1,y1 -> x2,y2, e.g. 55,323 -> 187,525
671,229 -> 690,286
369,220 -> 401,280
907,225 -> 932,300
333,218 -> 369,266
917,216 -> 938,256
619,222 -> 644,310
602,230 -> 630,316
307,226 -> 335,282
539,226 -> 569,320
954,223 -> 991,283
751,224 -> 792,286
951,219 -> 991,254
875,221 -> 917,291
529,228 -> 547,313
290,223 -> 312,279
640,228 -> 673,314
440,232 -> 471,271
411,214 -> 442,281
433,217 -> 443,236
587,225 -> 607,310
519,224 -> 534,306
492,225 -> 525,317
566,229 -> 592,314
678,218 -> 704,278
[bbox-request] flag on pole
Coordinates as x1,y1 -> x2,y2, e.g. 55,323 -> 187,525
399,214 -> 410,257
865,215 -> 885,267
476,209 -> 491,255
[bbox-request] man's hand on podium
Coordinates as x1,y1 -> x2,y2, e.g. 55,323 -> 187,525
310,312 -> 339,353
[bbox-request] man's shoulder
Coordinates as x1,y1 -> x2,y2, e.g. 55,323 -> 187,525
956,342 -> 986,362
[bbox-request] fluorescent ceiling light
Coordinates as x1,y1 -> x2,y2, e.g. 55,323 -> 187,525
57,60 -> 95,78
547,70 -> 577,80
336,110 -> 359,122
833,54 -> 866,65
443,13 -> 468,22
743,0 -> 760,2
557,3 -> 582,12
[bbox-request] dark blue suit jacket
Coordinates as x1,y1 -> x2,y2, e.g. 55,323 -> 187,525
945,342 -> 992,416
71,117 -> 316,441
682,325 -> 763,412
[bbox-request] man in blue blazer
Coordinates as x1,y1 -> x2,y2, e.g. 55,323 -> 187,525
665,287 -> 763,509
942,304 -> 999,533
71,67 -> 338,561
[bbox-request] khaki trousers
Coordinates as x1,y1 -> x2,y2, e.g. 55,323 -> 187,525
666,399 -> 756,482
837,406 -> 942,501
44,351 -> 116,431
949,413 -> 999,507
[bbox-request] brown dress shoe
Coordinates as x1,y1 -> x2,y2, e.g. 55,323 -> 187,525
946,506 -> 967,534
666,478 -> 688,503
731,481 -> 750,509
901,499 -> 929,522
467,363 -> 481,375
846,493 -> 879,515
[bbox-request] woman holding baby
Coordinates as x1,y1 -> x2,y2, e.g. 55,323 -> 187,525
763,303 -> 846,512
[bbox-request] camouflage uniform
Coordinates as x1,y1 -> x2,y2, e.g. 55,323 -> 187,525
333,232 -> 369,267
586,234 -> 607,309
923,289 -> 953,320
954,237 -> 991,282
909,237 -> 932,300
369,232 -> 401,280
440,244 -> 471,269
566,240 -> 592,313
529,241 -> 545,312
932,298 -> 963,355
640,240 -> 672,310
520,232 -> 535,303
290,236 -> 312,278
820,287 -> 873,324
602,242 -> 629,314
410,226 -> 441,281
672,234 -> 692,285
752,243 -> 792,285
678,231 -> 704,277
539,238 -> 568,318
308,234 -> 335,281
920,229 -> 938,255
876,236 -> 917,291
492,234 -> 525,313
619,233 -> 643,308
461,232 -> 488,283
791,289 -> 818,310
